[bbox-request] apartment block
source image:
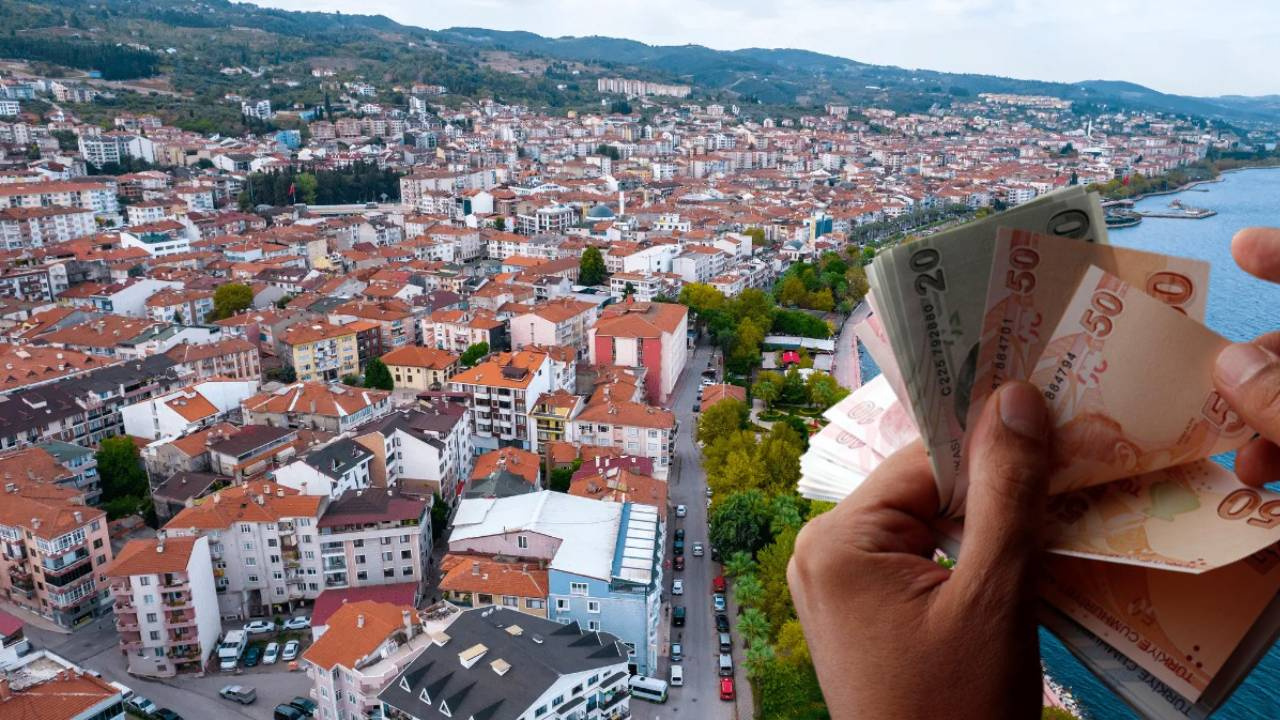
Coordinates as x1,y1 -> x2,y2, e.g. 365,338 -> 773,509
316,489 -> 430,598
0,206 -> 96,249
105,535 -> 220,678
448,350 -> 553,453
350,400 -> 473,502
280,322 -> 360,383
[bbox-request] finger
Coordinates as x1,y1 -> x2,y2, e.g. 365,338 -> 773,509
1214,341 -> 1280,447
1235,436 -> 1280,486
951,382 -> 1050,591
818,442 -> 941,558
1232,228 -> 1280,283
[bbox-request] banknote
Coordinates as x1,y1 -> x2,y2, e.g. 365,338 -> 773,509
809,422 -> 887,476
1030,266 -> 1252,495
1044,459 -> 1280,573
851,292 -> 909,403
868,186 -> 1108,515
949,229 -> 1212,512
822,374 -> 920,458
1039,546 -> 1280,703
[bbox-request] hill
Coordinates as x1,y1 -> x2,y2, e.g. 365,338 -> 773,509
1,0 -> 1277,127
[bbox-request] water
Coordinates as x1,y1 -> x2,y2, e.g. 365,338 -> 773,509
1042,168 -> 1280,720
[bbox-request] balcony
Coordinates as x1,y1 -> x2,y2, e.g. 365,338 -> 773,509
165,611 -> 197,629
8,568 -> 33,592
162,592 -> 193,609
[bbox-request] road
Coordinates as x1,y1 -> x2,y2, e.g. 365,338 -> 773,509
832,309 -> 860,390
631,341 -> 746,720
23,615 -> 312,719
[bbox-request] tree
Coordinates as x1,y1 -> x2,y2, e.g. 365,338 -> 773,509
341,374 -> 362,386
708,447 -> 766,497
697,398 -> 748,447
212,283 -> 253,320
579,246 -> 606,285
548,465 -> 574,493
97,436 -> 148,504
806,372 -> 846,410
806,288 -> 835,312
734,574 -> 765,611
492,216 -> 506,231
774,619 -> 811,667
430,493 -> 450,540
777,275 -> 808,307
751,370 -> 783,409
678,283 -> 726,318
778,367 -> 808,406
723,550 -> 758,579
758,430 -> 802,495
459,342 -> 489,367
295,172 -> 318,204
709,489 -> 772,557
623,281 -> 636,299
844,264 -> 870,303
745,227 -> 768,247
727,317 -> 766,375
744,637 -> 776,678
364,358 -> 394,390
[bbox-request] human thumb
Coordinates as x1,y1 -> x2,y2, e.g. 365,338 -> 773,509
1214,342 -> 1280,444
952,381 -> 1050,590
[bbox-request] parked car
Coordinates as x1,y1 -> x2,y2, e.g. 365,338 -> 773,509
719,632 -> 732,653
274,704 -> 307,720
674,528 -> 685,541
692,402 -> 700,412
262,641 -> 280,665
282,615 -> 310,631
219,685 -> 257,705
289,696 -> 318,716
672,606 -> 686,627
128,696 -> 158,716
720,676 -> 736,701
712,575 -> 726,594
675,504 -> 687,518
713,593 -> 726,612
670,642 -> 683,662
670,663 -> 684,687
711,546 -> 721,562
715,614 -> 730,632
155,710 -> 184,720
243,620 -> 276,634
243,644 -> 263,667
705,487 -> 713,498
672,579 -> 684,595
673,555 -> 685,571
281,639 -> 301,661
719,652 -> 734,677
673,539 -> 684,556
692,542 -> 704,557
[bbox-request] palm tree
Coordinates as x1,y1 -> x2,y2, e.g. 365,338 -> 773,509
739,607 -> 770,644
723,550 -> 757,578
745,637 -> 776,679
733,573 -> 764,609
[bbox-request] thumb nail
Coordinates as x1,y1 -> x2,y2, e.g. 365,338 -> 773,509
1216,343 -> 1277,389
998,382 -> 1047,440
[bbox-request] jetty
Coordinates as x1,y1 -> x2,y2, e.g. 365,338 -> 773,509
1134,199 -> 1216,219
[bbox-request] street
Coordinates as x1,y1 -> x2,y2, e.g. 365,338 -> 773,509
22,614 -> 313,719
832,309 -> 860,390
631,341 -> 747,720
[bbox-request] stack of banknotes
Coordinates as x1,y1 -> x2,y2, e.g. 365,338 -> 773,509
798,186 -> 1280,719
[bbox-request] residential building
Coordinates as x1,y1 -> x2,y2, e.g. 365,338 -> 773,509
447,350 -> 553,453
421,309 -> 507,355
241,382 -> 392,434
165,481 -> 325,619
315,489 -> 431,596
206,424 -> 300,481
467,447 -> 542,497
589,301 -> 688,405
530,390 -> 583,452
280,322 -> 361,383
163,338 -> 262,382
301,600 -> 444,720
378,607 -> 632,720
0,181 -> 119,218
0,206 -> 96,249
509,299 -> 598,359
33,441 -> 100,505
569,397 -> 677,473
273,438 -> 375,498
380,346 -> 458,392
0,483 -> 114,630
438,555 -> 549,617
120,379 -> 258,441
0,650 -> 126,719
448,492 -> 662,675
350,400 -> 473,502
105,536 -> 220,678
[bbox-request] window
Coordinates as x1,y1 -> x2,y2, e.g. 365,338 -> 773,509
243,542 -> 255,551
247,575 -> 259,583
400,534 -> 410,543
400,549 -> 412,560
272,572 -> 283,580
91,520 -> 101,532
139,577 -> 151,586
401,566 -> 413,576
356,571 -> 368,581
384,568 -> 395,579
267,539 -> 278,547
275,587 -> 284,596
149,630 -> 159,640
269,555 -> 280,564
142,594 -> 154,604
587,601 -> 600,614
93,538 -> 103,549
353,539 -> 364,548
569,582 -> 589,596
526,598 -> 545,609
145,613 -> 157,623
382,551 -> 393,562
245,557 -> 257,567
555,598 -> 569,611
517,535 -> 528,549
380,537 -> 392,545
355,555 -> 366,565
587,620 -> 600,631
239,524 -> 252,533
502,595 -> 518,607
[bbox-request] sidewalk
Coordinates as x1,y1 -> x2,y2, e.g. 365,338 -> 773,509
0,598 -> 72,635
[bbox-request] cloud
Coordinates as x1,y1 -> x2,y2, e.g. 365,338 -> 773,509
249,0 -> 1280,96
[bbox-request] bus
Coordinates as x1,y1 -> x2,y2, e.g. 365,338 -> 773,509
629,675 -> 669,703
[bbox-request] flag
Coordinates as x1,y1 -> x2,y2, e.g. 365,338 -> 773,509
288,182 -> 296,199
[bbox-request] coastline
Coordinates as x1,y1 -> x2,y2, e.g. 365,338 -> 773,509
1106,162 -> 1280,205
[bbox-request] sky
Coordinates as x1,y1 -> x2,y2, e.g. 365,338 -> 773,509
251,0 -> 1280,97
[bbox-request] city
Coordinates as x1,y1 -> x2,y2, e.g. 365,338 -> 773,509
0,2 -> 1277,720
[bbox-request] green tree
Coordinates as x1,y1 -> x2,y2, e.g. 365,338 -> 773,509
708,447 -> 766,497
734,574 -> 765,610
777,275 -> 808,307
295,172 -> 318,204
709,489 -> 772,557
806,371 -> 846,410
845,264 -> 870,302
778,367 -> 808,406
774,618 -> 811,667
697,398 -> 748,447
745,227 -> 768,247
212,283 -> 253,320
678,283 -> 726,318
459,342 -> 490,367
623,281 -> 636,299
751,370 -> 783,409
806,288 -> 835,311
430,493 -> 450,540
97,436 -> 147,504
723,550 -> 758,579
727,288 -> 776,328
341,374 -> 362,386
579,246 -> 606,285
727,317 -> 766,375
745,638 -> 776,677
364,358 -> 394,390
492,216 -> 506,231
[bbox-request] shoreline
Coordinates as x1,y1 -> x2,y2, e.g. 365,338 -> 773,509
1110,163 -> 1280,206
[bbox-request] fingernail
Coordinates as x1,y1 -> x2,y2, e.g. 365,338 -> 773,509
999,382 -> 1047,440
1216,343 -> 1276,389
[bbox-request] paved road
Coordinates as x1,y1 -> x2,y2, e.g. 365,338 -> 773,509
632,341 -> 744,719
832,310 -> 860,390
24,615 -> 312,719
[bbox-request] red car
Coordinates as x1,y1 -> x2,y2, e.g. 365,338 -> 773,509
720,676 -> 736,701
673,555 -> 685,571
712,575 -> 726,594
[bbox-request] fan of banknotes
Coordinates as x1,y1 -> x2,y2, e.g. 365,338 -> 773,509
798,186 -> 1280,719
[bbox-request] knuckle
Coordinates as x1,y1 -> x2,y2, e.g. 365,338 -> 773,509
979,441 -> 1048,508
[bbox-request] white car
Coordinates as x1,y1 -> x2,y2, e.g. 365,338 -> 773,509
675,504 -> 687,518
282,615 -> 310,631
672,579 -> 684,595
243,620 -> 276,634
692,543 -> 704,557
670,663 -> 684,686
128,697 -> 158,716
262,641 -> 280,665
281,639 -> 301,662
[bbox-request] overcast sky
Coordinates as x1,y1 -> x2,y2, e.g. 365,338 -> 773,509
252,0 -> 1279,97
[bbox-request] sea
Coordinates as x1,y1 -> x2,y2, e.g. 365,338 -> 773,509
850,167 -> 1280,719
1042,167 -> 1280,720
